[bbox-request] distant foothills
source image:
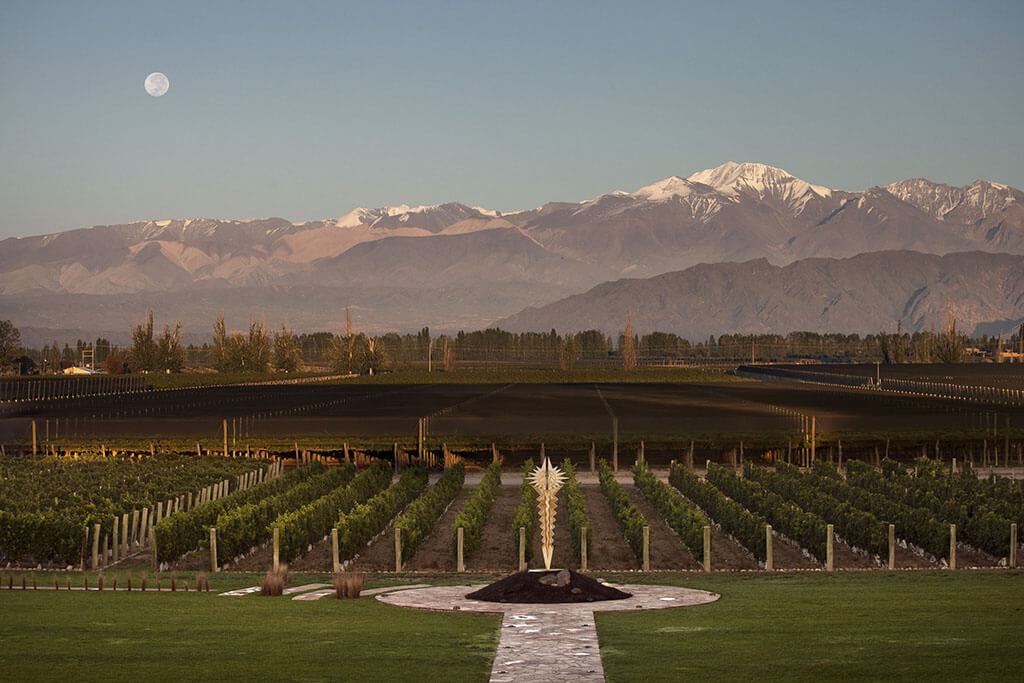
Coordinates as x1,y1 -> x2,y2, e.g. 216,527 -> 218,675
2,162 -> 1023,345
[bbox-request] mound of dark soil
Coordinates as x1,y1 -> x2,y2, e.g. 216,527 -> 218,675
466,569 -> 632,604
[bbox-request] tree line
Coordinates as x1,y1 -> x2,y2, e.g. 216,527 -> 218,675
3,313 -> 1023,376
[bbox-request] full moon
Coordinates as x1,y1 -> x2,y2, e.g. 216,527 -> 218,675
144,72 -> 169,97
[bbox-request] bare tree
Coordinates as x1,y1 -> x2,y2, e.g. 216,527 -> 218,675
934,306 -> 965,363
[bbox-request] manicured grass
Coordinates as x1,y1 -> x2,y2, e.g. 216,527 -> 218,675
3,570 -> 1021,681
596,570 -> 1024,681
0,584 -> 499,682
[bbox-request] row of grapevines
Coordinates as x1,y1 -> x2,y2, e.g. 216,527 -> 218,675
0,452 -> 263,564
562,460 -> 591,563
394,463 -> 465,561
452,462 -> 502,557
633,463 -> 707,562
668,463 -> 767,561
705,462 -> 827,563
892,458 -> 1016,557
154,464 -> 321,563
511,459 -> 535,562
597,459 -> 646,562
336,466 -> 429,561
274,462 -> 393,562
798,461 -> 949,559
745,462 -> 889,557
216,464 -> 356,560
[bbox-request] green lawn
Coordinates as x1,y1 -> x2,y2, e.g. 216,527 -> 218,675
2,570 -> 1021,681
597,570 -> 1024,681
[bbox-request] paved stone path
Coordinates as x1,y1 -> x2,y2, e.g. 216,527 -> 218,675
377,582 -> 719,682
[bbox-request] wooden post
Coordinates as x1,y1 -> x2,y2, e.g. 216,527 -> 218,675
765,525 -> 773,571
826,524 -> 834,571
112,516 -> 120,563
703,525 -> 711,572
580,527 -> 588,572
590,442 -> 596,473
811,417 -> 816,462
949,524 -> 957,570
457,526 -> 465,572
210,527 -> 218,573
837,440 -> 843,470
638,440 -> 645,466
331,528 -> 340,574
642,525 -> 650,571
91,523 -> 100,570
32,420 -> 37,456
888,524 -> 895,569
344,442 -> 350,464
1010,523 -> 1017,568
139,508 -> 149,548
395,527 -> 402,572
149,527 -> 157,572
417,418 -> 424,459
518,527 -> 526,572
612,417 -> 619,472
688,440 -> 695,469
272,527 -> 280,571
122,512 -> 129,557
223,419 -> 228,458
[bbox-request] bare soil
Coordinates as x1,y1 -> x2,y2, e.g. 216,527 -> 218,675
833,539 -> 878,569
769,534 -> 820,570
465,485 -> 520,571
623,486 -> 701,570
581,486 -> 640,571
955,545 -> 1000,568
709,526 -> 759,571
466,569 -> 632,603
289,535 -> 332,572
377,487 -> 472,572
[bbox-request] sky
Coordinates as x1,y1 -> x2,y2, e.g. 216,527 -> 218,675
1,0 -> 1022,239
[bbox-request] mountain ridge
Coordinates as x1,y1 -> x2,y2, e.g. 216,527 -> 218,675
2,162 -> 1022,340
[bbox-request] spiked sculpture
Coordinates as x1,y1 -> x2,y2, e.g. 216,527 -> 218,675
530,457 -> 566,570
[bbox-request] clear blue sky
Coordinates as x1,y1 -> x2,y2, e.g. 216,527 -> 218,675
1,0 -> 1022,238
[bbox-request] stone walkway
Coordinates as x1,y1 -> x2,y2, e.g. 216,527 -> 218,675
377,582 -> 719,682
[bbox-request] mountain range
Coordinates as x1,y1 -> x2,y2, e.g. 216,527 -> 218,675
1,162 -> 1022,344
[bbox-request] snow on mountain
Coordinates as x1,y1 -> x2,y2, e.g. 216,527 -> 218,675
684,161 -> 833,215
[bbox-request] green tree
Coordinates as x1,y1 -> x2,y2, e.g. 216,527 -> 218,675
155,322 -> 185,372
273,325 -> 303,372
0,319 -> 21,369
129,310 -> 158,371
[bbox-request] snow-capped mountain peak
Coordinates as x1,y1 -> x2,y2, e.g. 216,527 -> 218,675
631,175 -> 709,201
687,161 -> 832,199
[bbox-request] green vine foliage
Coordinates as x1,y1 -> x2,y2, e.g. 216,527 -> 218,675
0,452 -> 265,565
452,462 -> 502,557
394,463 -> 465,561
217,464 -> 356,561
669,463 -> 767,561
512,459 -> 535,563
154,463 -> 322,564
336,465 -> 429,561
597,459 -> 646,562
706,463 -> 827,563
562,459 -> 591,563
633,462 -> 707,561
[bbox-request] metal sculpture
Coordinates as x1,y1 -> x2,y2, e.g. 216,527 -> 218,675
530,457 -> 566,570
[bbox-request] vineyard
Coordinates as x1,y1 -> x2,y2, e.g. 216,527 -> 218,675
3,447 -> 1020,574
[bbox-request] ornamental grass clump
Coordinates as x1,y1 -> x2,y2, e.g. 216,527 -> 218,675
333,571 -> 365,599
197,572 -> 210,592
261,565 -> 289,596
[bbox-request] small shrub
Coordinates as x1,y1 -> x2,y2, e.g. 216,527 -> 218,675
261,565 -> 289,596
333,571 -> 365,599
